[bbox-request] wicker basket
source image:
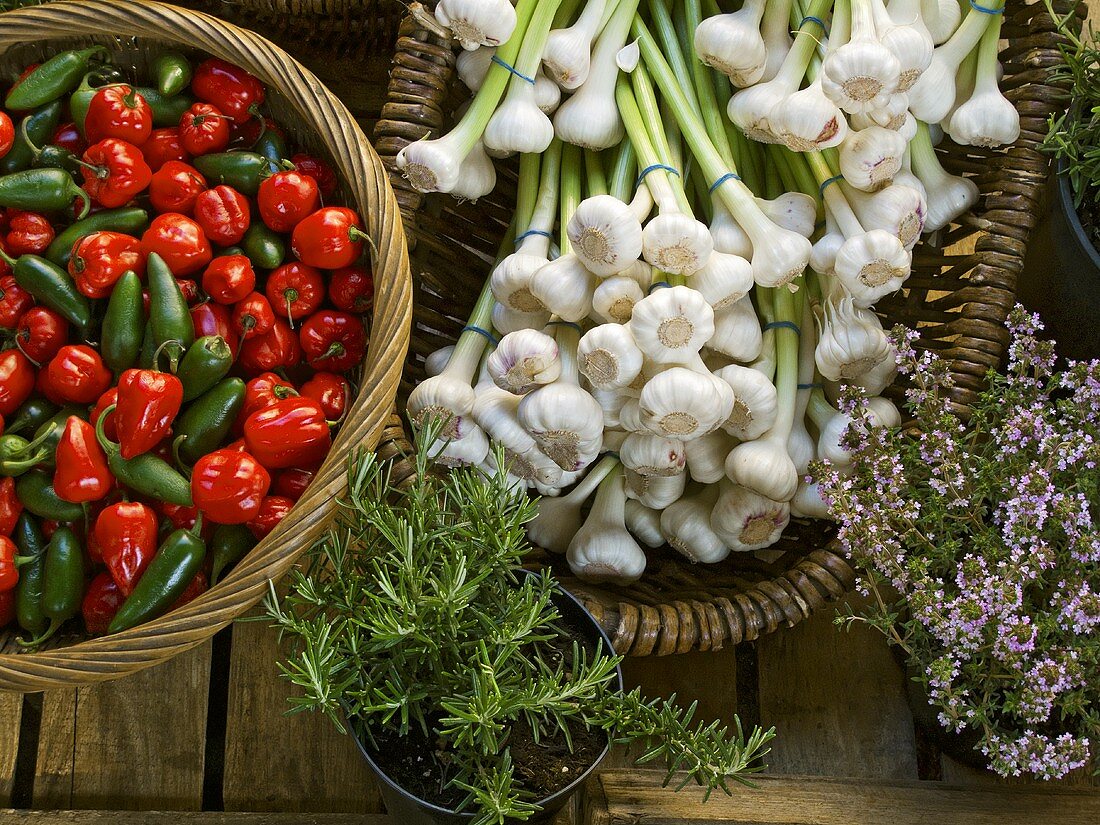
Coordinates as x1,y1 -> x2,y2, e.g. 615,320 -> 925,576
371,0 -> 1076,657
0,0 -> 412,692
196,0 -> 404,53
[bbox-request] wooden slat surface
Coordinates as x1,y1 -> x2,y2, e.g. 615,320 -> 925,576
32,644 -> 210,811
1,691 -> 20,805
587,771 -> 1100,825
1,813 -> 389,824
622,646 -> 739,727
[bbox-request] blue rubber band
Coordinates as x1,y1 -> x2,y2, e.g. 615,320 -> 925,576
601,450 -> 621,461
764,320 -> 801,335
709,172 -> 741,193
545,320 -> 581,332
819,174 -> 844,196
514,229 -> 552,244
797,382 -> 824,390
799,15 -> 827,30
969,0 -> 1004,13
648,281 -> 672,293
491,54 -> 535,84
636,164 -> 680,189
462,325 -> 499,346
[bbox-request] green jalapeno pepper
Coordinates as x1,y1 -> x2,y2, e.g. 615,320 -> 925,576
0,414 -> 62,475
6,396 -> 58,435
13,513 -> 48,637
241,222 -> 285,271
209,523 -> 257,586
69,67 -> 124,138
101,270 -> 146,377
20,526 -> 85,647
45,207 -> 149,267
147,252 -> 195,372
6,47 -> 109,111
173,377 -> 245,466
1,100 -> 62,175
136,86 -> 195,128
151,51 -> 192,97
177,335 -> 233,402
192,152 -> 271,197
16,471 -> 85,522
3,250 -> 92,332
0,168 -> 90,217
251,129 -> 288,168
95,404 -> 193,507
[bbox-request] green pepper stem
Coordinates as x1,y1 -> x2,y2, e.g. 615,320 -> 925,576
191,512 -> 203,537
94,403 -> 120,455
17,617 -> 61,649
152,338 -> 184,373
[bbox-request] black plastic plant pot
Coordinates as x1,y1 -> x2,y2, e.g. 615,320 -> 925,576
349,571 -> 622,825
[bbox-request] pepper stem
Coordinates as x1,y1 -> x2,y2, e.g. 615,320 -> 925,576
17,617 -> 61,649
152,339 -> 184,373
94,403 -> 121,455
190,512 -> 203,537
0,246 -> 16,268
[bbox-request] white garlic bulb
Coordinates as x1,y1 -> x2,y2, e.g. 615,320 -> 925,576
568,194 -> 645,276
435,0 -> 517,50
833,229 -> 911,307
624,499 -> 666,548
629,286 -> 715,365
706,296 -> 764,363
487,329 -> 561,394
620,432 -> 687,477
713,364 -> 779,441
624,468 -> 688,509
685,430 -> 734,484
641,212 -> 714,276
661,488 -> 730,564
591,276 -> 645,325
693,0 -> 768,87
639,366 -> 734,441
456,46 -> 495,92
839,126 -> 908,192
690,250 -> 755,311
424,345 -> 455,378
711,481 -> 791,552
529,254 -> 597,323
567,466 -> 648,583
578,324 -> 645,390
815,292 -> 893,383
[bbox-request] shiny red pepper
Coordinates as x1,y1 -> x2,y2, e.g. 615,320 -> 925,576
189,301 -> 239,357
141,213 -> 212,277
0,274 -> 33,329
232,291 -> 274,338
115,368 -> 184,459
238,318 -> 300,375
0,477 -> 22,537
202,254 -> 254,305
234,371 -> 297,434
148,160 -> 206,215
0,112 -> 14,159
6,211 -> 54,256
95,500 -> 159,595
299,309 -> 367,372
290,153 -> 337,198
0,349 -> 36,414
328,265 -> 374,314
290,207 -> 365,269
246,495 -> 294,540
193,185 -> 250,247
81,138 -> 153,208
41,345 -> 111,405
85,85 -> 153,145
244,397 -> 331,469
191,447 -> 271,524
257,170 -> 319,233
191,59 -> 265,121
52,121 -> 87,156
54,416 -> 113,503
157,501 -> 207,537
0,535 -> 17,591
274,466 -> 315,502
177,278 -> 201,306
142,127 -> 188,173
82,571 -> 125,635
265,262 -> 323,326
178,102 -> 231,155
16,306 -> 68,364
91,387 -> 119,442
69,230 -> 146,298
301,372 -> 350,421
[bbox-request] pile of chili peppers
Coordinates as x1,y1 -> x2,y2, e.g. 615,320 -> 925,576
0,47 -> 373,646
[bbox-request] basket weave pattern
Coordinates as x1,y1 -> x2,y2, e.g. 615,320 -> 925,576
370,1 -> 1075,657
0,0 -> 412,692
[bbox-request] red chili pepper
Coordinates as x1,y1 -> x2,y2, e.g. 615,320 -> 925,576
0,477 -> 22,537
178,102 -> 231,156
148,160 -> 207,215
234,371 -> 297,434
91,387 -> 119,442
177,279 -> 201,306
95,500 -> 159,595
202,255 -> 254,305
265,262 -> 323,326
0,112 -> 14,159
301,372 -> 350,421
142,127 -> 189,173
0,349 -> 35,414
328,265 -> 374,314
141,213 -> 212,276
238,318 -> 300,375
0,274 -> 32,329
257,170 -> 319,233
0,535 -> 18,591
299,310 -> 366,373
0,589 -> 15,627
169,570 -> 208,611
52,121 -> 87,156
85,85 -> 153,146
82,571 -> 125,634
189,301 -> 239,357
290,207 -> 364,269
246,496 -> 294,540
191,447 -> 271,524
193,185 -> 250,247
81,138 -> 153,208
244,397 -> 331,469
192,59 -> 265,121
16,306 -> 68,364
54,415 -> 113,503
115,368 -> 184,459
232,292 -> 274,338
69,230 -> 146,298
290,153 -> 338,198
274,466 -> 315,502
6,211 -> 54,256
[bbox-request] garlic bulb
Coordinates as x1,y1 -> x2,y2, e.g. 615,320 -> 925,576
490,250 -> 551,314
591,275 -> 645,324
534,67 -> 562,114
811,230 -> 845,276
685,430 -> 733,484
641,212 -> 714,276
449,139 -> 497,201
706,296 -> 763,363
592,386 -> 631,428
946,9 -> 1019,149
472,386 -> 563,487
620,432 -> 687,477
815,291 -> 892,382
713,364 -> 779,441
811,391 -> 900,467
484,80 -> 555,155
908,4 -> 996,124
871,0 -> 933,91
578,323 -> 645,389
710,481 -> 791,552
568,465 -> 648,583
844,183 -> 926,250
725,435 -> 798,502
396,132 -> 469,194
693,0 -> 768,87
424,345 -> 455,378
691,250 -> 754,311
435,0 -> 517,50
759,0 -> 794,82
629,286 -> 715,365
661,487 -> 730,563
408,373 -> 479,439
727,80 -> 784,144
619,394 -> 645,433
427,421 -> 490,468
756,192 -> 819,239
790,481 -> 831,519
492,302 -> 552,335
920,0 -> 963,45
769,79 -> 849,152
843,351 -> 898,396
528,455 -> 617,553
529,254 -> 597,322
456,46 -> 495,92
833,229 -> 911,307
624,499 -> 665,547
821,0 -> 901,115
568,194 -> 644,276
639,366 -> 734,441
487,329 -> 561,393
839,126 -> 907,192
715,182 -> 811,289
624,468 -> 687,509
910,122 -> 979,232
710,199 -> 753,258
542,0 -> 608,89
852,92 -> 915,136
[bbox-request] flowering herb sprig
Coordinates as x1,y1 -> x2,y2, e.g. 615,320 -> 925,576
814,306 -> 1100,780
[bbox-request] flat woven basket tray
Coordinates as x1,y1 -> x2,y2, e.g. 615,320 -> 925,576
371,0 -> 1076,656
0,0 -> 412,692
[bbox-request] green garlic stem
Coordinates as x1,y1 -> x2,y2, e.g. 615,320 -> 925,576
523,138 -> 564,243
615,74 -> 679,214
973,4 -> 1002,93
686,0 -> 736,169
516,152 -> 541,233
647,0 -> 702,118
608,140 -> 636,201
939,1 -> 1000,69
631,63 -> 693,214
585,149 -> 609,196
561,144 -> 583,252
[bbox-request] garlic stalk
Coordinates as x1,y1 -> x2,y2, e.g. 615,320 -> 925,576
591,275 -> 645,324
662,486 -> 730,563
821,0 -> 901,115
529,454 -> 617,552
946,9 -> 1019,148
714,362 -> 779,441
543,0 -> 609,90
709,199 -> 753,259
579,323 -> 645,389
710,480 -> 791,552
435,0 -> 518,51
759,0 -> 795,82
909,121 -> 979,233
487,328 -> 561,393
624,499 -> 665,547
693,0 -> 768,88
567,463 -> 648,583
788,302 -> 817,477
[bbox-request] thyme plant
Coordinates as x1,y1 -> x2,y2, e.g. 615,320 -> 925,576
266,422 -> 774,824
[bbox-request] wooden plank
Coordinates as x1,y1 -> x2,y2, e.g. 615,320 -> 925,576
621,646 -> 739,727
33,644 -> 211,811
588,771 -> 1100,824
222,614 -> 382,813
1,813 -> 389,824
0,691 -> 20,805
756,595 -> 918,779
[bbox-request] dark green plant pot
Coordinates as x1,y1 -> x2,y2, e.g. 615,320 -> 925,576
349,573 -> 621,825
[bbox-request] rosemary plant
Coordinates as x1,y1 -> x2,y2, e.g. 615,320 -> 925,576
265,420 -> 775,825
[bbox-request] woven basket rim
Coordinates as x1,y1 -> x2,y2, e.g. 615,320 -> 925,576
0,0 -> 413,692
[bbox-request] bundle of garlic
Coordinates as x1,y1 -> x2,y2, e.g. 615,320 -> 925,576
401,0 -> 1015,584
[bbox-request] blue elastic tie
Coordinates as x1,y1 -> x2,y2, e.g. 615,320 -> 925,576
709,172 -> 741,193
514,229 -> 552,245
636,164 -> 680,189
819,173 -> 844,196
491,55 -> 536,84
545,320 -> 581,332
968,0 -> 1004,13
797,382 -> 824,390
462,325 -> 499,346
800,15 -> 827,30
648,281 -> 672,293
764,320 -> 801,335
601,450 -> 621,461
